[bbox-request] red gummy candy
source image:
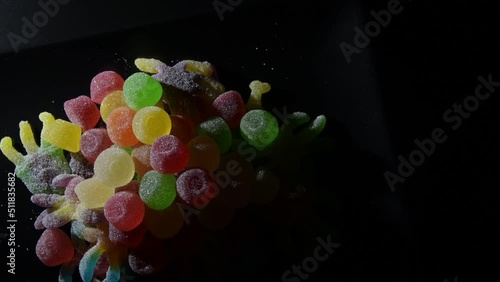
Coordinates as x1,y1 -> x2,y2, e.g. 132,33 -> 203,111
64,95 -> 101,131
80,128 -> 113,164
176,168 -> 217,207
212,90 -> 246,128
150,135 -> 190,174
104,191 -> 145,231
90,71 -> 124,104
35,228 -> 74,266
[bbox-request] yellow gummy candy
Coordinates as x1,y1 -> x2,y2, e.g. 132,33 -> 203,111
19,121 -> 39,154
0,137 -> 23,165
74,178 -> 115,209
100,91 -> 127,123
185,60 -> 214,77
39,112 -> 81,153
93,147 -> 135,187
247,80 -> 271,110
132,106 -> 172,145
134,58 -> 164,74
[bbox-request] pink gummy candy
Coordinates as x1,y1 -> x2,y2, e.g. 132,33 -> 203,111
80,128 -> 113,164
64,95 -> 101,131
90,71 -> 124,104
212,90 -> 246,128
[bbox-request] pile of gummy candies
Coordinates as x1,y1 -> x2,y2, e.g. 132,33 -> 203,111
0,58 -> 326,282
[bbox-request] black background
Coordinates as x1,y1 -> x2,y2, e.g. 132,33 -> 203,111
1,0 -> 499,281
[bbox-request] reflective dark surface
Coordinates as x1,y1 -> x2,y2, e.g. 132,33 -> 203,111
1,0 -> 499,281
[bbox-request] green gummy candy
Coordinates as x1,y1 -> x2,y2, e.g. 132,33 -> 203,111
16,146 -> 71,194
139,171 -> 176,210
196,117 -> 232,154
123,72 -> 163,110
240,109 -> 279,149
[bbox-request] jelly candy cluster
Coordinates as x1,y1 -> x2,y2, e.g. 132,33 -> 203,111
1,58 -> 326,282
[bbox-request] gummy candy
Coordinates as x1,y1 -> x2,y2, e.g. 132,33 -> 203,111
123,72 -> 163,110
246,80 -> 271,110
36,228 -> 74,266
100,90 -> 127,123
131,145 -> 153,177
64,95 -> 101,131
0,120 -> 71,194
240,109 -> 279,149
150,135 -> 190,174
90,71 -> 125,104
106,107 -> 139,147
93,147 -> 135,188
0,57 -> 329,282
40,112 -> 82,153
104,191 -> 145,231
79,128 -> 113,164
212,90 -> 247,128
74,178 -> 115,209
196,117 -> 232,154
176,168 -> 217,207
132,106 -> 171,145
139,170 -> 177,210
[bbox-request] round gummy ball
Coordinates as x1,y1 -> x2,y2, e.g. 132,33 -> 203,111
94,147 -> 135,188
80,128 -> 113,164
104,191 -> 145,231
212,90 -> 247,128
176,168 -> 217,207
106,107 -> 140,147
36,228 -> 74,266
63,95 -> 101,131
196,117 -> 232,154
240,109 -> 279,149
123,72 -> 163,111
150,135 -> 190,174
139,170 -> 177,210
90,71 -> 125,104
132,106 -> 172,145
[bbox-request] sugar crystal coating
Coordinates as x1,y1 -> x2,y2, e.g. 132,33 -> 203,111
100,90 -> 127,123
64,95 -> 101,131
150,135 -> 189,174
74,178 -> 115,209
139,171 -> 177,210
132,106 -> 171,145
176,168 -> 217,207
40,112 -> 82,153
123,72 -> 163,110
94,147 -> 135,188
90,71 -> 124,104
36,228 -> 74,266
104,191 -> 145,231
240,109 -> 279,149
106,107 -> 139,147
80,128 -> 113,164
196,117 -> 232,154
213,90 -> 246,128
